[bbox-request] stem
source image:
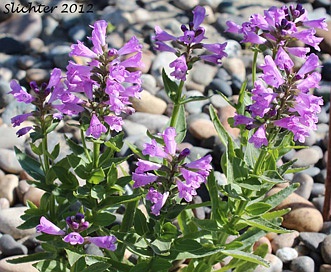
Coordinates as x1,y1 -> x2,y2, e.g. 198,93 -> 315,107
169,80 -> 185,128
81,129 -> 92,162
93,142 -> 100,168
252,49 -> 259,85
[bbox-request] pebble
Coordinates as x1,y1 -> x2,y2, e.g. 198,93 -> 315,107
0,207 -> 35,239
0,125 -> 26,149
0,174 -> 19,206
222,57 -> 246,82
267,188 -> 323,232
292,148 -> 322,167
276,247 -> 298,263
299,232 -> 327,251
291,173 -> 314,200
254,253 -> 283,272
311,182 -> 326,198
191,62 -> 217,86
218,105 -> 240,138
131,90 -> 167,115
321,264 -> 331,272
173,0 -> 199,10
0,35 -> 25,55
188,119 -> 217,140
207,78 -> 233,97
184,90 -> 210,114
271,231 -> 300,253
253,236 -> 272,254
0,255 -> 39,272
127,112 -> 170,133
25,68 -> 50,84
0,234 -> 28,257
141,74 -> 158,95
290,256 -> 315,272
23,187 -> 45,207
0,148 -> 23,174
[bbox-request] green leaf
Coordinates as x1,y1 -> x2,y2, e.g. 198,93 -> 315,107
49,143 -> 60,160
263,183 -> 298,209
52,166 -> 79,190
221,249 -> 269,267
192,218 -> 220,231
81,262 -> 111,272
87,168 -> 105,184
107,163 -> 118,186
93,211 -> 116,226
65,135 -> 87,158
242,217 -> 291,233
162,68 -> 178,102
7,252 -> 55,264
245,202 -> 272,216
14,147 -> 45,182
35,259 -> 70,272
134,209 -> 148,236
160,222 -> 179,241
30,142 -> 43,156
215,91 -> 235,108
175,104 -> 187,144
180,95 -> 209,104
99,194 -> 142,209
150,239 -> 172,255
262,208 -> 291,220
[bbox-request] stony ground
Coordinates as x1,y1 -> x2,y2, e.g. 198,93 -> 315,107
1,0 -> 331,271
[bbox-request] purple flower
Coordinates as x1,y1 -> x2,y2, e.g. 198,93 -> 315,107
260,56 -> 284,88
242,32 -> 266,44
185,154 -> 212,177
142,139 -> 169,159
120,52 -> 144,69
9,80 -> 35,103
274,117 -> 309,143
169,55 -> 188,81
118,36 -> 143,55
16,126 -> 33,137
86,114 -> 107,138
36,216 -> 65,236
104,115 -> 124,132
146,188 -> 169,216
180,168 -> 205,188
162,127 -> 177,156
250,81 -> 277,118
296,72 -> 321,93
154,41 -> 177,53
87,235 -> 117,251
63,232 -> 84,245
225,21 -> 241,33
201,43 -> 228,64
11,113 -> 33,127
291,29 -> 323,51
66,213 -> 89,232
249,126 -> 268,148
233,115 -> 255,126
135,159 -> 161,174
286,47 -> 310,58
192,5 -> 206,29
154,26 -> 176,42
296,53 -> 320,79
46,68 -> 62,90
70,40 -> 97,59
90,20 -> 107,55
302,18 -> 328,30
176,180 -> 197,202
275,47 -> 294,70
132,172 -> 158,188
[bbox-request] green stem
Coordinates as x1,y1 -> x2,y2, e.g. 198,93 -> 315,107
93,142 -> 100,168
252,49 -> 259,85
116,199 -> 138,260
169,80 -> 185,128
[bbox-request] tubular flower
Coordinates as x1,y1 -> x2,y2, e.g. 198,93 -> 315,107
36,216 -> 66,236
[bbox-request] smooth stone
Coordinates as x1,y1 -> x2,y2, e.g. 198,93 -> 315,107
222,57 -> 246,82
321,264 -> 331,272
290,256 -> 315,272
300,166 -> 321,177
0,197 -> 10,209
0,234 -> 28,257
291,173 -> 314,199
271,231 -> 300,253
311,182 -> 326,198
122,120 -> 148,136
173,0 -> 199,10
254,253 -> 282,272
127,112 -> 169,133
0,207 -> 35,239
292,148 -> 322,167
267,188 -> 323,232
188,119 -> 217,140
0,148 -> 23,174
49,44 -> 72,70
23,187 -> 45,207
316,21 -> 331,55
131,90 -> 167,115
192,195 -> 205,219
0,13 -> 42,42
312,196 -> 324,213
299,232 -> 327,251
191,62 -> 217,86
322,235 -> 331,264
68,24 -> 87,42
206,78 -> 232,97
141,74 -> 158,95
275,247 -> 298,263
0,125 -> 26,149
218,105 -> 240,138
151,51 -> 177,86
224,39 -> 242,58
0,35 -> 25,54
209,92 -> 229,109
253,236 -> 272,254
0,174 -> 19,206
0,255 -> 38,272
16,180 -> 31,204
0,78 -> 14,108
25,68 -> 50,84
184,90 -> 210,114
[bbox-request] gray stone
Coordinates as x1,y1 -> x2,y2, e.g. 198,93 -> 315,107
311,182 -> 326,198
0,234 -> 28,257
68,25 -> 87,42
312,196 -> 324,213
322,235 -> 331,264
127,112 -> 170,133
290,256 -> 315,272
184,90 -> 209,114
0,80 -> 15,108
151,51 -> 177,86
141,74 -> 158,95
0,255 -> 38,272
0,125 -> 26,149
299,232 -> 327,251
254,253 -> 282,272
292,148 -> 322,167
191,63 -> 217,86
0,207 -> 35,239
207,78 -> 232,97
224,39 -> 242,58
0,35 -> 25,54
276,247 -> 298,263
291,173 -> 314,199
0,148 -> 23,174
49,44 -> 72,70
173,0 -> 199,10
122,120 -> 148,137
0,174 -> 19,206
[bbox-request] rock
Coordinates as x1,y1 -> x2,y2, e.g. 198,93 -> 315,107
271,231 -> 300,253
188,119 -> 217,140
290,256 -> 315,272
23,187 -> 45,207
267,188 -> 323,232
224,39 -> 242,58
0,174 -> 19,206
253,236 -> 272,254
191,62 -> 217,86
299,232 -> 327,251
0,255 -> 38,272
0,197 -> 10,209
218,105 -> 240,138
0,13 -> 42,42
292,148 -> 322,167
0,234 -> 28,257
321,264 -> 331,272
0,35 -> 25,54
151,51 -> 177,86
322,59 -> 331,81
184,90 -> 210,114
16,180 -> 30,203
316,21 -> 331,55
312,196 -> 324,213
140,49 -> 154,74
0,207 -> 35,239
322,235 -> 331,264
141,74 -> 158,95
275,247 -> 298,263
0,125 -> 26,149
311,182 -> 325,198
25,68 -> 50,84
173,0 -> 199,10
254,253 -> 283,272
122,120 -> 148,136
131,90 -> 167,114
127,112 -> 170,133
0,148 -> 23,174
291,173 -> 314,199
209,92 -> 229,109
49,44 -> 72,70
206,78 -> 232,97
222,57 -> 246,82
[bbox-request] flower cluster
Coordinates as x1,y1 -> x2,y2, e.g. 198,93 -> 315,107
228,4 -> 326,148
9,20 -> 144,139
132,127 -> 212,216
36,214 -> 117,251
154,6 -> 227,81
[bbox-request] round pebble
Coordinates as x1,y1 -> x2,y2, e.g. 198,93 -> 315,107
276,247 -> 298,263
290,256 -> 315,272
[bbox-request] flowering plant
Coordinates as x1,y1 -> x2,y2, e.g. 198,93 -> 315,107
8,4 -> 326,272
